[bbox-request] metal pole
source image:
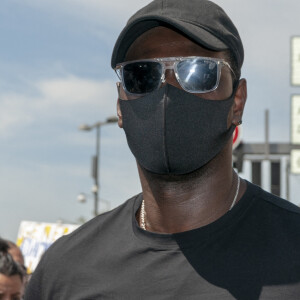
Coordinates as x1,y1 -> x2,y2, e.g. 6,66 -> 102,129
94,125 -> 100,217
286,160 -> 290,201
79,116 -> 118,217
265,109 -> 270,159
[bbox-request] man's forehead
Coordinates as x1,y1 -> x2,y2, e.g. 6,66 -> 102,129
0,274 -> 22,291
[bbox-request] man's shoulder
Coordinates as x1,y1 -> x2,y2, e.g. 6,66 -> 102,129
43,193 -> 140,263
25,194 -> 141,299
246,181 -> 300,230
251,182 -> 300,215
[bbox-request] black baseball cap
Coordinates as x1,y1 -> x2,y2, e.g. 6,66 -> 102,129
111,0 -> 244,71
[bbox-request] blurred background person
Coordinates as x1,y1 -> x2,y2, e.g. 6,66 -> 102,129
5,240 -> 29,294
0,239 -> 25,300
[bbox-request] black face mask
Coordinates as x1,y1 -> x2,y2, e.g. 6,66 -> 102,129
119,84 -> 236,175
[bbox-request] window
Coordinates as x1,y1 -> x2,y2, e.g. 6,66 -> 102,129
252,161 -> 262,187
271,162 -> 281,196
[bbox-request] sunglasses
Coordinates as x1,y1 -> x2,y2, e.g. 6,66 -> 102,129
115,56 -> 236,96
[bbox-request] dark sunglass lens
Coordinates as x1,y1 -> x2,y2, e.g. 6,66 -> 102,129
177,59 -> 218,92
123,62 -> 162,94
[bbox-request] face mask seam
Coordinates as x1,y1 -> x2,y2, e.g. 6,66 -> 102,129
163,86 -> 171,173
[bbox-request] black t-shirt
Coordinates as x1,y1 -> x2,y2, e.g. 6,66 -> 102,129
25,182 -> 300,299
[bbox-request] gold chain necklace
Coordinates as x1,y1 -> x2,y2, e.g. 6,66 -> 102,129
140,170 -> 240,231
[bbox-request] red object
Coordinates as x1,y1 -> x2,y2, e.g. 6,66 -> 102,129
233,125 -> 242,150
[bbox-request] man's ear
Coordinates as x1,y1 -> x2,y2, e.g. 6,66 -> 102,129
232,79 -> 247,126
117,98 -> 123,128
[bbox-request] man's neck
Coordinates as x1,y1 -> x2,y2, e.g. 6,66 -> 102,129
137,148 -> 245,234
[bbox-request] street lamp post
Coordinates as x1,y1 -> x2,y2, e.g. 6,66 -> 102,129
79,116 -> 118,217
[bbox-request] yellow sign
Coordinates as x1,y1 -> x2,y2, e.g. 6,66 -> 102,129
16,221 -> 80,273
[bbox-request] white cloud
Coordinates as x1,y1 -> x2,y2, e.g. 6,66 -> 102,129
37,76 -> 115,106
17,0 -> 151,29
0,97 -> 34,136
0,76 -> 117,138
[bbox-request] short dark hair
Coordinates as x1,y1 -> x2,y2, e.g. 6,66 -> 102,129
0,238 -> 25,281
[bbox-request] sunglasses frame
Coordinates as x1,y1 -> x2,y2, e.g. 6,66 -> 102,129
115,56 -> 236,96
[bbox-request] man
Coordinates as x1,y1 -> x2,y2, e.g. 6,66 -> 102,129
25,0 -> 300,299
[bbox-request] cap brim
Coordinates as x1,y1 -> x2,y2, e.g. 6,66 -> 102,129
111,16 -> 228,68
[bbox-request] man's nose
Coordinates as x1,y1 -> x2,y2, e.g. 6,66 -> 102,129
162,69 -> 181,89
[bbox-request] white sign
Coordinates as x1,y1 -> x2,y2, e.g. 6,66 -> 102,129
291,149 -> 300,174
16,221 -> 80,273
291,37 -> 300,86
291,95 -> 300,144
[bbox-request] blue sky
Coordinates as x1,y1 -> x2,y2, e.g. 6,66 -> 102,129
1,0 -> 300,241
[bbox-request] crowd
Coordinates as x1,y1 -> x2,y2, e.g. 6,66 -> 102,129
0,238 -> 27,300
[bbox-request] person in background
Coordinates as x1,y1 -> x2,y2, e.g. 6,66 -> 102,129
6,240 -> 29,295
0,239 -> 25,300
